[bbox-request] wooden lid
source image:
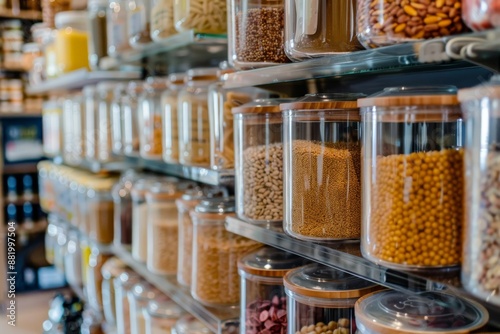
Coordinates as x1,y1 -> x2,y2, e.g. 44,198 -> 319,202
232,98 -> 295,114
280,93 -> 364,112
357,86 -> 459,107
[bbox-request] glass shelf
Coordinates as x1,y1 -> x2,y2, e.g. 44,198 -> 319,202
112,245 -> 239,334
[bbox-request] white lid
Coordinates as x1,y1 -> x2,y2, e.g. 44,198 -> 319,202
55,11 -> 89,31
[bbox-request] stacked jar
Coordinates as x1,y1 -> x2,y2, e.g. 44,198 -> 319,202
124,81 -> 145,156
162,73 -> 184,164
115,270 -> 141,334
128,282 -> 162,334
174,0 -> 226,34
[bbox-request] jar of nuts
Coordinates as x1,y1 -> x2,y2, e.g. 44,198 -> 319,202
111,83 -> 127,155
178,68 -> 218,167
238,246 -> 310,334
123,80 -> 145,157
174,0 -> 227,34
232,98 -> 294,225
459,77 -> 500,307
87,178 -> 117,244
191,198 -> 262,307
161,73 -> 185,164
358,86 -> 464,271
355,290 -> 488,333
172,315 -> 213,334
282,93 -> 364,242
128,282 -> 163,334
97,81 -> 122,163
356,0 -> 467,48
143,299 -> 185,334
284,263 -> 380,334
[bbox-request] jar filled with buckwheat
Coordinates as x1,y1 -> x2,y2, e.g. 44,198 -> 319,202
359,86 -> 464,271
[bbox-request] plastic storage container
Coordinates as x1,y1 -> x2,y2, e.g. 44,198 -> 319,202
174,0 -> 226,34
97,81 -> 121,162
127,0 -> 153,48
233,98 -> 293,224
143,299 -> 184,334
115,271 -> 141,334
463,0 -> 500,30
86,241 -> 113,312
150,0 -> 175,41
459,77 -> 500,306
282,94 -> 363,241
178,68 -> 218,167
88,0 -> 108,69
284,0 -> 362,60
128,282 -> 162,334
355,290 -> 488,334
359,86 -> 464,271
107,0 -> 132,56
111,83 -> 127,155
356,0 -> 466,49
124,80 -> 145,156
238,247 -> 311,334
191,198 -> 261,307
161,73 -> 184,164
284,263 -> 380,334
42,98 -> 63,158
112,171 -> 138,248
101,257 -> 127,328
87,178 -> 115,244
228,0 -> 289,69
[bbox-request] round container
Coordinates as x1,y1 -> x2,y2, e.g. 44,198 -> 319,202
161,73 -> 185,164
131,178 -> 156,262
356,0 -> 467,49
64,228 -> 83,287
84,85 -> 99,161
174,0 -> 226,34
143,299 -> 185,334
459,77 -> 500,306
124,80 -> 145,156
284,263 -> 380,334
88,0 -> 108,69
87,178 -> 116,244
238,247 -> 311,334
150,0 -> 175,41
107,0 -> 132,56
111,83 -> 127,155
172,315 -> 213,334
128,282 -> 162,334
359,86 -> 463,271
191,198 -> 261,307
282,94 -> 363,241
178,68 -> 218,167
463,0 -> 500,30
232,98 -> 294,225
42,98 -> 63,158
127,0 -> 153,48
355,290 -> 489,334
86,241 -> 113,312
97,81 -> 121,163
112,171 -> 138,248
101,257 -> 127,328
115,270 -> 141,334
228,0 -> 289,69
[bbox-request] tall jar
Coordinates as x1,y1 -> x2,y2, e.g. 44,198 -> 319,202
178,68 -> 218,167
78,178 -> 91,235
111,83 -> 127,155
64,228 -> 83,287
131,178 -> 156,262
45,214 -> 60,265
228,0 -> 289,69
173,0 -> 226,34
238,247 -> 310,334
191,198 -> 261,307
359,87 -> 464,271
101,257 -> 127,328
124,81 -> 145,156
107,0 -> 132,56
42,98 -> 63,158
282,94 -> 363,241
139,77 -> 168,160
62,93 -> 84,165
128,282 -> 162,334
127,0 -> 153,48
143,299 -> 184,334
97,81 -> 121,163
284,0 -> 362,61
87,178 -> 115,244
150,0 -> 175,41
112,171 -> 138,249
284,263 -> 380,334
459,77 -> 500,306
172,315 -> 213,334
233,98 -> 293,225
161,73 -> 185,164
86,241 -> 113,312
115,271 -> 141,334
84,85 -> 98,161
88,0 -> 108,69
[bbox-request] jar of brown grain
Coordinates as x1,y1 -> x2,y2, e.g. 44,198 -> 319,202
87,177 -> 117,244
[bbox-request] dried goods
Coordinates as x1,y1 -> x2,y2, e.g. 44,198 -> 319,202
151,0 -> 176,41
143,114 -> 163,157
179,96 -> 211,166
149,202 -> 178,275
89,201 -> 114,244
246,295 -> 287,334
295,320 -> 350,334
175,0 -> 227,34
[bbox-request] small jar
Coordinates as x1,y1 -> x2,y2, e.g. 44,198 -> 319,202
88,0 -> 108,69
101,257 -> 127,328
359,87 -> 463,271
64,228 -> 83,287
128,282 -> 162,334
111,83 -> 127,155
127,0 -> 153,48
284,263 -> 380,334
178,68 -> 218,167
107,0 -> 132,56
238,247 -> 311,334
355,290 -> 488,334
84,85 -> 99,161
143,299 -> 184,334
228,0 -> 289,69
97,81 -> 121,163
42,98 -> 63,158
87,178 -> 115,244
463,0 -> 500,30
139,77 -> 168,160
233,98 -> 293,225
356,0 -> 466,49
115,271 -> 141,334
86,241 -> 113,312
174,0 -> 226,34
150,0 -> 175,41
112,171 -> 138,248
191,198 -> 261,307
282,94 -> 363,241
123,81 -> 145,156
161,73 -> 185,164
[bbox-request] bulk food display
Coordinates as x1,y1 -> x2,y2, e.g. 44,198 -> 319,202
282,94 -> 363,241
359,86 -> 464,270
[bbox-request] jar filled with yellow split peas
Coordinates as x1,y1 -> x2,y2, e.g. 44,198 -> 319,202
140,77 -> 168,160
178,68 -> 218,167
359,86 -> 464,271
174,0 -> 227,34
161,73 -> 185,164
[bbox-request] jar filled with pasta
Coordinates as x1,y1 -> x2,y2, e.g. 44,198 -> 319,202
174,0 -> 227,34
150,0 -> 175,41
161,72 -> 185,164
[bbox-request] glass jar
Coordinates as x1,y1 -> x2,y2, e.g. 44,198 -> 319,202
228,0 -> 289,69
140,77 -> 168,160
124,80 -> 145,156
128,282 -> 162,334
107,0 -> 132,56
233,98 -> 293,225
43,28 -> 58,78
22,42 -> 42,71
284,0 -> 362,60
132,178 -> 154,262
64,228 -> 83,287
86,241 -> 113,312
238,247 -> 311,334
359,86 -> 464,271
101,257 -> 127,328
174,0 -> 226,34
62,93 -> 84,165
78,178 -> 91,235
178,68 -> 218,167
150,0 -> 175,41
54,217 -> 68,273
143,299 -> 184,334
172,315 -> 213,334
459,77 -> 500,306
42,98 -> 63,158
87,178 -> 116,244
80,235 -> 92,287
463,0 -> 500,30
161,73 -> 185,164
282,94 -> 363,241
97,81 -> 121,163
115,271 -> 141,334
88,0 -> 108,69
191,198 -> 261,307
112,171 -> 138,249
127,0 -> 153,48
111,83 -> 127,155
45,214 -> 59,264
84,85 -> 99,161
356,0 -> 466,49
355,290 -> 488,334
285,263 -> 380,334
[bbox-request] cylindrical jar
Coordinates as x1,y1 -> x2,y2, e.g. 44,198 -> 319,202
62,93 -> 84,165
233,98 -> 293,224
228,0 -> 289,69
115,271 -> 141,334
356,0 -> 466,49
174,0 -> 226,34
101,257 -> 127,328
128,282 -> 162,334
150,0 -> 175,41
359,86 -> 464,271
64,227 -> 83,287
191,198 -> 261,307
459,77 -> 500,306
54,217 -> 68,273
112,171 -> 138,248
282,94 -> 363,241
131,178 -> 156,262
87,178 -> 115,244
143,299 -> 184,334
97,81 -> 121,163
284,263 -> 380,334
45,214 -> 60,265
84,85 -> 99,161
127,0 -> 153,48
463,0 -> 500,30
111,83 -> 127,155
355,290 -> 488,334
86,241 -> 113,312
162,73 -> 184,164
238,247 -> 310,334
88,0 -> 108,69
107,0 -> 132,56
42,98 -> 63,158
178,68 -> 218,167
124,81 -> 145,156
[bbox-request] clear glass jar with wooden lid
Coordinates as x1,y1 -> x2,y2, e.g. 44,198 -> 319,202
123,80 -> 145,156
232,98 -> 294,225
282,93 -> 364,241
238,247 -> 310,334
284,263 -> 380,334
143,298 -> 185,334
358,86 -> 464,271
87,177 -> 117,244
162,72 -> 185,164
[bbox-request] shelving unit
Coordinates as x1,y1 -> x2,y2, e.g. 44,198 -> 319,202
0,8 -> 42,20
